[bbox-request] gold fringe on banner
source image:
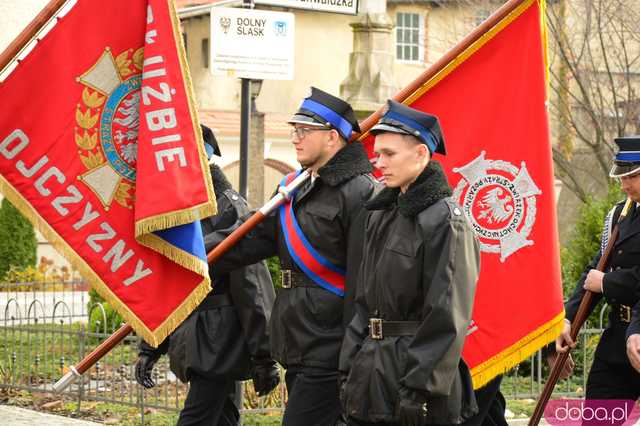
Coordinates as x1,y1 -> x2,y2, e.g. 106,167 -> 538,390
539,0 -> 550,89
404,0 -> 537,107
150,276 -> 212,345
355,0 -> 539,143
134,202 -> 216,239
168,0 -> 216,204
470,312 -> 564,389
0,175 -> 211,346
0,1 -> 219,347
133,0 -> 218,238
394,0 -> 557,388
138,233 -> 210,277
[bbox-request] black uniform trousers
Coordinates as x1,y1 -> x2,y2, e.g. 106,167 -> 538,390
581,358 -> 640,426
283,367 -> 342,426
586,357 -> 640,400
345,376 -> 507,426
461,375 -> 507,426
177,376 -> 239,426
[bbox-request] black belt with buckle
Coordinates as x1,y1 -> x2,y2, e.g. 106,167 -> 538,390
368,318 -> 420,340
616,304 -> 632,323
281,269 -> 316,289
196,294 -> 232,311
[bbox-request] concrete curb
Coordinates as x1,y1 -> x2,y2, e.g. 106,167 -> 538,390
0,404 -> 102,425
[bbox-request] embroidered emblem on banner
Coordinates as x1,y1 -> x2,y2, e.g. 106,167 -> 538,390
75,47 -> 144,210
452,151 -> 541,262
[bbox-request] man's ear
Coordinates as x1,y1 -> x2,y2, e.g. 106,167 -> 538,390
327,129 -> 341,147
416,142 -> 430,161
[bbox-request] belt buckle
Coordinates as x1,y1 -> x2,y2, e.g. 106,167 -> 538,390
370,318 -> 383,340
620,305 -> 631,323
281,270 -> 292,289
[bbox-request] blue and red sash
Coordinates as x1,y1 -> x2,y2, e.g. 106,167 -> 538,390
278,171 -> 346,297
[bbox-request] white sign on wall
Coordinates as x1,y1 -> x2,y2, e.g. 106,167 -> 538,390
211,8 -> 295,80
255,0 -> 357,15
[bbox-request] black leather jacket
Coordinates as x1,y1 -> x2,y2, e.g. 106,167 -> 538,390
206,142 -> 378,371
567,201 -> 640,364
340,161 -> 480,424
140,165 -> 275,382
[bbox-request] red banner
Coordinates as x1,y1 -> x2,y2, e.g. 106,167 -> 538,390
0,0 -> 216,346
360,0 -> 563,387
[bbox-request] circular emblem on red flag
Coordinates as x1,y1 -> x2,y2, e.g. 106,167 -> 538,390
452,151 -> 541,262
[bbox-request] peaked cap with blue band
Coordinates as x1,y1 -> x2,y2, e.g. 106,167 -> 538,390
201,124 -> 221,159
610,136 -> 640,177
371,100 -> 446,155
288,87 -> 360,141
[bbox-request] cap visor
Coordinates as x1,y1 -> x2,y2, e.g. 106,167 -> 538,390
370,123 -> 411,135
610,163 -> 640,178
287,114 -> 326,127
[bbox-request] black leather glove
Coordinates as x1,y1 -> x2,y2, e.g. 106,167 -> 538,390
135,353 -> 160,389
397,386 -> 427,426
251,360 -> 280,396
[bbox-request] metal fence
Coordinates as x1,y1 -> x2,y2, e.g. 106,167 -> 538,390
0,280 -> 607,423
0,280 -> 287,423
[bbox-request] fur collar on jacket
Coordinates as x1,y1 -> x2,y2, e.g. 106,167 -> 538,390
365,160 -> 452,217
316,142 -> 373,187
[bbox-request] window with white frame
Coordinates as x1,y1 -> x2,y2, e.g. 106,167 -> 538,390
396,12 -> 423,62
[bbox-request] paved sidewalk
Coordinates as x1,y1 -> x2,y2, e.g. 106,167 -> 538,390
0,404 -> 101,425
0,403 -> 548,425
508,419 -> 549,425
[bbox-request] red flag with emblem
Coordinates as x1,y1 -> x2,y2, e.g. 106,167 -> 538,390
0,0 -> 216,346
359,0 -> 563,387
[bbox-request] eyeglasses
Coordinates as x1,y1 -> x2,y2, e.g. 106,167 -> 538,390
620,172 -> 640,181
290,127 -> 331,140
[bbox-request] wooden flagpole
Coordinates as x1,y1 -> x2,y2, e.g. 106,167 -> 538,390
53,0 -> 531,391
0,0 -> 69,76
528,198 -> 634,425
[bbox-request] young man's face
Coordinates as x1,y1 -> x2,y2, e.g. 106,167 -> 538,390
619,171 -> 640,203
290,124 -> 333,168
373,132 -> 430,189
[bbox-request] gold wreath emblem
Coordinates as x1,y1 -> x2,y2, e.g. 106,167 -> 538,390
75,47 -> 144,210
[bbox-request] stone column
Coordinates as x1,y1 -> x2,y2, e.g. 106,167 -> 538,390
248,110 -> 265,208
340,0 -> 396,119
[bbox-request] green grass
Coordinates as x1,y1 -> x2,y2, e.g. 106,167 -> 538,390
507,399 -> 536,418
0,323 -> 138,383
243,413 -> 284,426
0,384 -> 585,425
1,322 -> 595,424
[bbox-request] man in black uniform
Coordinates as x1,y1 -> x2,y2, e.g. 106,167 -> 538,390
206,88 -> 378,426
553,136 -> 640,401
620,140 -> 640,377
460,376 -> 507,426
627,303 -> 640,372
339,101 -> 479,426
134,125 -> 279,426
